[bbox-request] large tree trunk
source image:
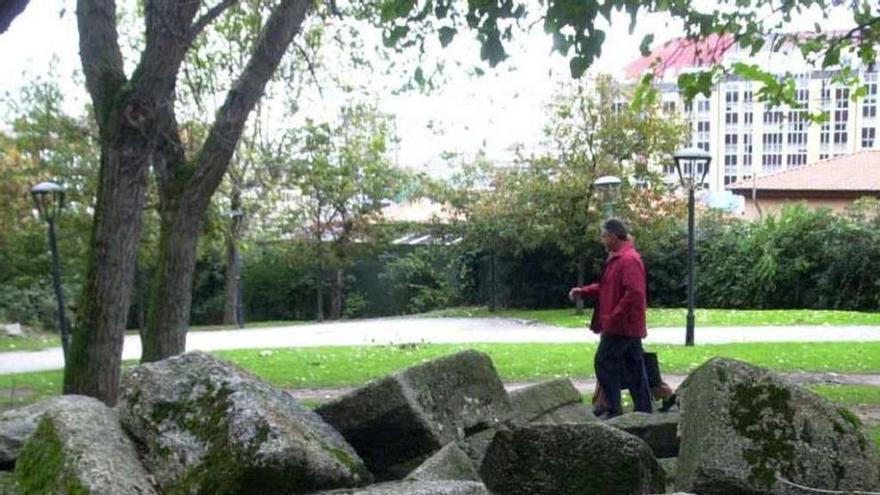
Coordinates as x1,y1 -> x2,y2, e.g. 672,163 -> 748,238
68,0 -> 232,402
223,190 -> 244,326
329,268 -> 343,320
315,272 -> 325,322
141,207 -> 201,362
223,236 -> 242,326
63,142 -> 150,405
488,251 -> 496,312
141,0 -> 311,361
575,257 -> 585,315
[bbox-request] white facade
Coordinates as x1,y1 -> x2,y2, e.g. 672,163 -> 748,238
639,41 -> 879,193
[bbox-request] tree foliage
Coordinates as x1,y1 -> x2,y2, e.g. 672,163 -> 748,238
0,74 -> 98,329
282,103 -> 407,319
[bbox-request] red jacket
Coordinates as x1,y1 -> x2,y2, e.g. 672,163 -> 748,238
580,241 -> 647,338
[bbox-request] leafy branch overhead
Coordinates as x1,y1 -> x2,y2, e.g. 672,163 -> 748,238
369,0 -> 878,114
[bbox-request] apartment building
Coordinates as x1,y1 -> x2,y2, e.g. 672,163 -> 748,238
625,35 -> 879,193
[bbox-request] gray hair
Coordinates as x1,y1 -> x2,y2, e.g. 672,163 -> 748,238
602,218 -> 628,240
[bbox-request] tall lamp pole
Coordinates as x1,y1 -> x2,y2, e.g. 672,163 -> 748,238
672,147 -> 711,346
30,181 -> 70,360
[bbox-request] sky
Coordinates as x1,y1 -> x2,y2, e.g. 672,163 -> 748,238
0,1 -> 858,177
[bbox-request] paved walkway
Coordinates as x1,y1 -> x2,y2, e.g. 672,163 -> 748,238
1,316 -> 879,374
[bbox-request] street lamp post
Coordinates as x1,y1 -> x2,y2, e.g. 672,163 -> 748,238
594,175 -> 622,218
672,147 -> 711,346
30,181 -> 70,359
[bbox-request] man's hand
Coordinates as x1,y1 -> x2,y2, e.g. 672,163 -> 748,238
568,287 -> 582,302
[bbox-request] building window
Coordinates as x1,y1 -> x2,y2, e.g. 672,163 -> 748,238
763,110 -> 783,126
743,112 -> 753,126
742,134 -> 752,168
724,153 -> 738,185
833,121 -> 848,144
726,112 -> 739,125
786,154 -> 807,167
763,132 -> 782,153
762,153 -> 782,173
821,122 -> 831,144
862,127 -> 876,148
725,133 -> 738,153
697,100 -> 710,113
663,101 -> 676,113
743,90 -> 754,103
863,71 -> 877,119
834,87 -> 850,148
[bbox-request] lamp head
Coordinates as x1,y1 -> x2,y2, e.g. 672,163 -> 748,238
30,181 -> 65,223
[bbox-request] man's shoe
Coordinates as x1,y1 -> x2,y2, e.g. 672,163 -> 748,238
595,410 -> 622,420
658,393 -> 677,413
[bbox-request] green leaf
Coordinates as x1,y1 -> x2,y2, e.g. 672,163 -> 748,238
438,26 -> 457,47
434,0 -> 449,18
414,67 -> 426,87
480,33 -> 507,66
552,32 -> 570,56
631,73 -> 657,110
639,34 -> 654,56
383,25 -> 409,48
823,45 -> 841,68
569,56 -> 589,79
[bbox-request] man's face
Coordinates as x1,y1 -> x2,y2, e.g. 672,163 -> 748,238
601,230 -> 619,252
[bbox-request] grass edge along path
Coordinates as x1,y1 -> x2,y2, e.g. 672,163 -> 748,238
425,307 -> 880,328
3,341 -> 880,400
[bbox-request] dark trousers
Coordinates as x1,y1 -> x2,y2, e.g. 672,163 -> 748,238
595,334 -> 653,415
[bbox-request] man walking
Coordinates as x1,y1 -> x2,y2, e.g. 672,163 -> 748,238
570,219 -> 652,419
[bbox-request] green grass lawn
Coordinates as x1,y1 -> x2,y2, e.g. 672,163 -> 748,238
426,307 -> 880,328
3,341 -> 880,405
0,332 -> 60,352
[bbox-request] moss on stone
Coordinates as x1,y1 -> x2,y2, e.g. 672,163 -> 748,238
837,407 -> 862,429
153,380 -> 315,494
730,381 -> 797,488
15,418 -> 89,495
0,471 -> 21,495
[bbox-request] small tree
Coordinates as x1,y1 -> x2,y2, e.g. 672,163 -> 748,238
285,104 -> 404,320
527,75 -> 687,313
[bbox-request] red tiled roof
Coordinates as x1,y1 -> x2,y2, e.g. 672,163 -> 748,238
728,151 -> 880,193
624,33 -> 735,80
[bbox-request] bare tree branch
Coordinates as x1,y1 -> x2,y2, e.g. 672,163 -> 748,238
189,0 -> 238,44
189,0 -> 312,208
294,41 -> 324,98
